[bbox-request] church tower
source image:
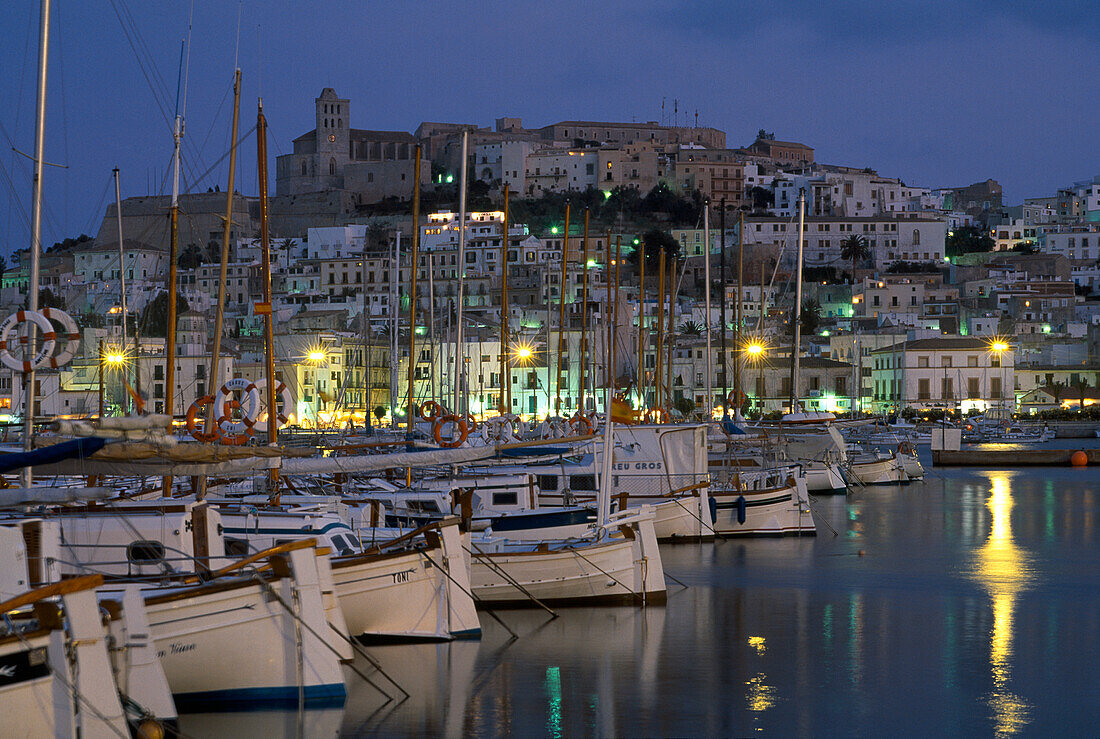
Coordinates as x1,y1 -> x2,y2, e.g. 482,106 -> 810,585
315,88 -> 351,185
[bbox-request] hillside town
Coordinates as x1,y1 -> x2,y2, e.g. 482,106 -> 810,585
4,87 -> 1099,429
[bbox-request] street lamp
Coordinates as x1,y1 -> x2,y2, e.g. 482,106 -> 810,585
745,341 -> 766,417
989,339 -> 1009,411
306,347 -> 328,427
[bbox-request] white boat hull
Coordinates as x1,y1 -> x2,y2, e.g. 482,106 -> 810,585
469,511 -> 666,606
849,455 -> 907,485
712,478 -> 816,536
802,461 -> 847,493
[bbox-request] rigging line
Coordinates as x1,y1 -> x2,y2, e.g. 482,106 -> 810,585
182,0 -> 194,117
189,123 -> 258,195
233,1 -> 243,72
106,0 -> 173,133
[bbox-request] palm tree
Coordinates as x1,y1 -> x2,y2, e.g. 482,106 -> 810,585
678,320 -> 703,336
1047,380 -> 1068,408
839,234 -> 869,283
1072,378 -> 1091,411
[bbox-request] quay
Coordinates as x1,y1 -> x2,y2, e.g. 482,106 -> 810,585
932,448 -> 1100,467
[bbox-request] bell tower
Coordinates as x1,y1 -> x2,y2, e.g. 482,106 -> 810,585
315,88 -> 351,176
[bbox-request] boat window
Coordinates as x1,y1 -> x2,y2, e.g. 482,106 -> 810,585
570,475 -> 597,491
536,475 -> 558,491
224,537 -> 250,557
127,540 -> 165,564
492,492 -> 518,506
407,500 -> 440,513
329,535 -> 355,556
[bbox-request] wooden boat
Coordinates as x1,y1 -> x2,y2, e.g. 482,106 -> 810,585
711,473 -> 816,536
0,575 -> 130,737
97,540 -> 348,711
468,507 -> 666,607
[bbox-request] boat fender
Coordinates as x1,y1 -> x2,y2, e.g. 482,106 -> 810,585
736,495 -> 747,525
708,496 -> 718,524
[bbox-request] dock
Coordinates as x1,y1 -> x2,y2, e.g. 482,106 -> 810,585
932,448 -> 1099,467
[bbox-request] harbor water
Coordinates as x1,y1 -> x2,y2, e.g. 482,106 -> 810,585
184,459 -> 1100,737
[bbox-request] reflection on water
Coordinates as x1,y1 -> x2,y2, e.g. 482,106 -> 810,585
331,466 -> 1100,737
972,472 -> 1034,736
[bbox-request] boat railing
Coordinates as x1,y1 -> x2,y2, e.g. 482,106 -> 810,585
0,573 -> 103,616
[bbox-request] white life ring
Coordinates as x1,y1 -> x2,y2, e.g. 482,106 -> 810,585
38,307 -> 80,369
252,378 -> 295,432
0,310 -> 56,373
213,378 -> 261,435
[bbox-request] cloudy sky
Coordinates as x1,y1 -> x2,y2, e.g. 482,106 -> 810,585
1,0 -> 1097,252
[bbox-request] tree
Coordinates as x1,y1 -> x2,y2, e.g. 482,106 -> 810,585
628,228 -> 680,272
788,298 -> 821,336
1072,378 -> 1091,410
748,186 -> 774,212
79,309 -> 104,328
756,129 -> 776,141
945,226 -> 994,258
138,291 -> 190,338
365,221 -> 390,254
1047,381 -> 1067,407
678,320 -> 703,336
179,243 -> 203,270
0,254 -> 7,284
38,288 -> 66,311
840,234 -> 870,282
203,240 -> 221,264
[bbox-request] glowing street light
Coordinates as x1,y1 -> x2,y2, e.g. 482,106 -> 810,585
105,352 -> 127,366
990,341 -> 1008,353
745,343 -> 765,358
513,345 -> 533,363
307,350 -> 326,363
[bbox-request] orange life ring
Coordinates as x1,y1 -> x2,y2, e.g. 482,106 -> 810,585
570,413 -> 594,435
186,396 -> 222,443
461,413 -> 478,433
419,400 -> 445,422
433,414 -> 468,448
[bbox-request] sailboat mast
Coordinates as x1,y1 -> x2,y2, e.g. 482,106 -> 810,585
453,131 -> 468,415
390,232 -> 400,428
789,189 -> 805,414
735,210 -> 744,410
637,241 -> 646,410
202,69 -> 242,443
162,44 -> 185,495
498,184 -> 510,413
719,199 -> 727,410
655,249 -> 665,411
113,168 -> 129,413
605,229 -> 613,391
703,201 -> 712,418
20,0 -> 50,484
612,236 -> 622,395
257,101 -> 278,454
555,204 -> 570,414
407,145 -> 421,430
578,209 -> 589,414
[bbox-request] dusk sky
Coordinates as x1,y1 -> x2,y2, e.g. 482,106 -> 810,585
1,1 -> 1097,254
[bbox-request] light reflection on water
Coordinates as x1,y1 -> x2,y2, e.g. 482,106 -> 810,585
972,472 -> 1033,736
190,465 -> 1100,736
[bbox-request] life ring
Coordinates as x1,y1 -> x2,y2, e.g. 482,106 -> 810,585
214,378 -> 260,436
186,396 -> 223,442
419,400 -> 445,422
38,307 -> 80,369
481,415 -> 517,443
433,414 -> 468,448
643,407 -> 670,424
252,379 -> 295,433
570,413 -> 594,435
0,310 -> 56,373
461,413 -> 478,433
726,390 -> 747,410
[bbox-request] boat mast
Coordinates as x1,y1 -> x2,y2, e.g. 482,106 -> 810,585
719,198 -> 727,413
407,145 -> 421,431
554,204 -> 570,415
113,168 -> 128,412
498,184 -> 510,414
20,0 -> 50,488
666,254 -> 676,411
655,248 -> 665,411
735,210 -> 744,414
201,69 -> 241,448
789,189 -> 805,414
612,236 -> 622,398
637,240 -> 646,411
452,131 -> 468,416
256,100 -> 278,462
578,209 -> 589,414
703,201 -> 712,418
163,40 -> 186,494
605,230 -> 613,393
390,231 -> 400,428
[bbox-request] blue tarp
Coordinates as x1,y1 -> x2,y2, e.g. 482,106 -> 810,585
0,437 -> 107,474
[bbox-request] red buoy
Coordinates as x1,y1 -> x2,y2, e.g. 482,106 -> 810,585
1071,450 -> 1088,467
